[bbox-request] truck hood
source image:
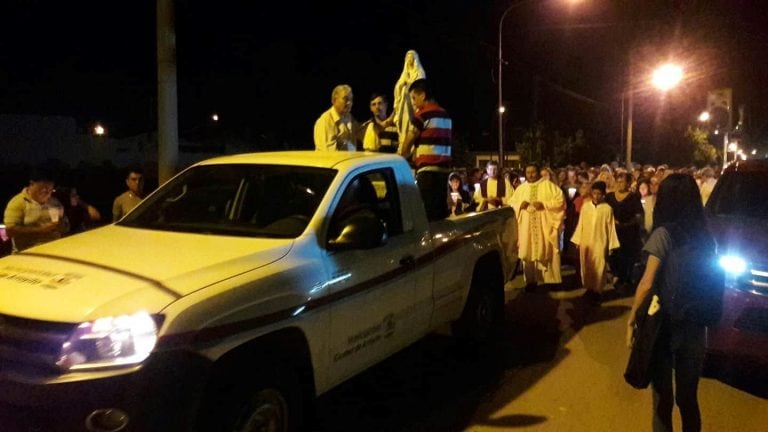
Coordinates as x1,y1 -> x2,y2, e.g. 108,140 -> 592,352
708,215 -> 768,262
0,225 -> 293,322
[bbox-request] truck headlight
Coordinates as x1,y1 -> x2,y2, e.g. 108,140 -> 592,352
56,312 -> 161,371
719,255 -> 747,275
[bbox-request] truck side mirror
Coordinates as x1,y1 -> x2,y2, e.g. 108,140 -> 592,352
327,210 -> 387,251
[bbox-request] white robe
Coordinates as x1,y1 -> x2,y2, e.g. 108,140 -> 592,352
570,201 -> 620,292
510,178 -> 565,283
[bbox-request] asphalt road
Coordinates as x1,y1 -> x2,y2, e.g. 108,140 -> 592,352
312,268 -> 768,432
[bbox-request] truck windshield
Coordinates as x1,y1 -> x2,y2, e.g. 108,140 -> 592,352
118,164 -> 337,238
707,170 -> 768,220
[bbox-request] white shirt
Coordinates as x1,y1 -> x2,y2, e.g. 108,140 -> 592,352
314,107 -> 357,151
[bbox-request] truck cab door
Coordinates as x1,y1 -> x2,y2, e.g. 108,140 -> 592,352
322,168 -> 430,388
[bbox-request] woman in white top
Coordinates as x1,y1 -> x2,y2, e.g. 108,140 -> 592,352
637,177 -> 655,238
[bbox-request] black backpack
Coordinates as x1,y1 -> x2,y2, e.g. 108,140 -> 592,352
658,224 -> 725,326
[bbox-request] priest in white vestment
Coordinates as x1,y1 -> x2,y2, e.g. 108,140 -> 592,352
510,163 -> 565,288
570,181 -> 620,297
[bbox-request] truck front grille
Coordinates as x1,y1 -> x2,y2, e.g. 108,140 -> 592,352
0,313 -> 76,371
746,264 -> 768,296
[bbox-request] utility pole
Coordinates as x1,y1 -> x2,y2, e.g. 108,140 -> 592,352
531,75 -> 540,124
157,0 -> 179,184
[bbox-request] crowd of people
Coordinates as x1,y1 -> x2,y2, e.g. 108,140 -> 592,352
445,160 -> 721,298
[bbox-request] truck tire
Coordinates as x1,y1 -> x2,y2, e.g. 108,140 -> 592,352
201,361 -> 305,432
232,364 -> 304,432
452,264 -> 504,346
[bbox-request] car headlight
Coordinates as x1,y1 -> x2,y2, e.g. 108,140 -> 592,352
719,255 -> 747,275
56,312 -> 161,371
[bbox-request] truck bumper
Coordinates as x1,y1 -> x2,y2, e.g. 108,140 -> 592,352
0,350 -> 212,432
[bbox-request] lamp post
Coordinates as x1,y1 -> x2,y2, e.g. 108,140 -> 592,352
498,0 -> 582,167
625,62 -> 683,166
498,0 -> 530,168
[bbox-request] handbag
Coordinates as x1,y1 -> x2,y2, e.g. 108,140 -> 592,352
624,290 -> 663,389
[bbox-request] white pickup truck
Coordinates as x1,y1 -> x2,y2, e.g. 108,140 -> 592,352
0,151 -> 516,432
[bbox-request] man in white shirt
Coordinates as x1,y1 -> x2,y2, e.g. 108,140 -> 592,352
314,84 -> 359,151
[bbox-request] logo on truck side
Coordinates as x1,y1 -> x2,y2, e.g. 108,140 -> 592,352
333,313 -> 396,362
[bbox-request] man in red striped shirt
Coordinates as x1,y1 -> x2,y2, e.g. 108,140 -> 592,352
399,79 -> 452,168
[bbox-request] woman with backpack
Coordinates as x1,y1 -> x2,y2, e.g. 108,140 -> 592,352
626,173 -> 718,432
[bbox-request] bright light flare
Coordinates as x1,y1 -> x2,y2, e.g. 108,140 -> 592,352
94,124 -> 105,136
651,63 -> 683,91
728,142 -> 738,152
498,106 -> 506,114
698,111 -> 710,122
719,255 -> 746,275
211,113 -> 219,122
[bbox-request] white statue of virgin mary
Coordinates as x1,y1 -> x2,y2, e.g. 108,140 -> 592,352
392,50 -> 426,143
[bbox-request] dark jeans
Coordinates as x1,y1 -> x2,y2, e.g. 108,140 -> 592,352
610,244 -> 640,285
650,319 -> 706,432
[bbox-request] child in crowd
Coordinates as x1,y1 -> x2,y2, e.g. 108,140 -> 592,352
570,181 -> 620,304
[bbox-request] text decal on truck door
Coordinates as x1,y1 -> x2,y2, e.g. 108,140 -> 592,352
333,313 -> 396,362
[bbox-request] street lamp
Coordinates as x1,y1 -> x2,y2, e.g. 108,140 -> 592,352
625,62 -> 684,166
698,111 -> 710,122
94,124 -> 106,136
498,0 -> 530,168
497,0 -> 581,167
650,64 -> 683,91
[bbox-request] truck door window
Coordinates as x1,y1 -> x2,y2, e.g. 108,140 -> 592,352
118,164 -> 336,238
331,169 -> 403,239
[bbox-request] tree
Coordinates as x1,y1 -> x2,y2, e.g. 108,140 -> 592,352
515,123 -> 588,166
515,124 -> 546,165
685,126 -> 719,167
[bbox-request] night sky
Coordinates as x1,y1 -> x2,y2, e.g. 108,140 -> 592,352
2,0 -> 767,164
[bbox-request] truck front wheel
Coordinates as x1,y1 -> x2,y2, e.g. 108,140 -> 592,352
234,388 -> 289,432
231,366 -> 303,432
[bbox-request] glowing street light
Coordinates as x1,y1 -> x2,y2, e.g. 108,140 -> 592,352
625,62 -> 684,165
94,124 -> 106,136
211,113 -> 219,122
728,142 -> 738,152
698,111 -> 710,122
498,106 -> 506,114
651,63 -> 683,91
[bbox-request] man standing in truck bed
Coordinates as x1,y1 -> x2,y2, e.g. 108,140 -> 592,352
398,78 -> 452,168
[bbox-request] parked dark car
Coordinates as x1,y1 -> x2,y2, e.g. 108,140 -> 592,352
705,159 -> 768,377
